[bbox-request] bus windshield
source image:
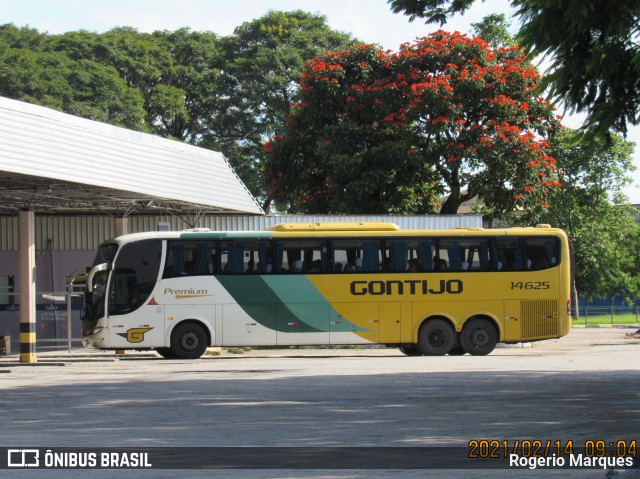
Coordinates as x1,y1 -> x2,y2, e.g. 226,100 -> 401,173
93,242 -> 118,266
82,240 -> 162,332
108,239 -> 162,316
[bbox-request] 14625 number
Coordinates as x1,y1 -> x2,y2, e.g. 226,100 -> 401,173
510,281 -> 550,290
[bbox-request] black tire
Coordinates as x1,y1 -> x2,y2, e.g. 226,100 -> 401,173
170,322 -> 208,359
417,319 -> 455,356
460,318 -> 498,356
448,346 -> 467,355
155,347 -> 176,359
399,346 -> 423,356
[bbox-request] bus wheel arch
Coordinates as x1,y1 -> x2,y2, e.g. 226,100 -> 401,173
168,320 -> 211,359
417,316 -> 456,356
460,316 -> 499,356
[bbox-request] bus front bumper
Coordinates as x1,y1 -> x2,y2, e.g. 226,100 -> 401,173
81,327 -> 109,349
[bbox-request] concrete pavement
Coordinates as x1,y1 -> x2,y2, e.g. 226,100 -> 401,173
0,327 -> 638,479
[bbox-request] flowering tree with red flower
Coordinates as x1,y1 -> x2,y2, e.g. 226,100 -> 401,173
263,31 -> 562,215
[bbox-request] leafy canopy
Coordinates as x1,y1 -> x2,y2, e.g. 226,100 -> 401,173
0,13 -> 357,209
264,31 -> 561,215
387,0 -> 640,136
520,129 -> 639,302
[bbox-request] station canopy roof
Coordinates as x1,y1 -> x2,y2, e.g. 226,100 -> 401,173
0,96 -> 264,217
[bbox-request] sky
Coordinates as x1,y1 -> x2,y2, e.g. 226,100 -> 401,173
1,0 -> 639,203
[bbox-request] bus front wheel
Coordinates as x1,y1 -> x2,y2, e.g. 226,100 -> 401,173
156,347 -> 176,359
417,319 -> 455,356
170,322 -> 208,359
460,318 -> 497,356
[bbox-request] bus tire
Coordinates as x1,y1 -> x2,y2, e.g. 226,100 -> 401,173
448,346 -> 466,355
156,348 -> 176,359
399,346 -> 422,356
460,318 -> 497,356
170,322 -> 208,359
417,319 -> 455,356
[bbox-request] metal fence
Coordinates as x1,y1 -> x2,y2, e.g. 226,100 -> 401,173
0,289 -> 84,353
574,303 -> 640,325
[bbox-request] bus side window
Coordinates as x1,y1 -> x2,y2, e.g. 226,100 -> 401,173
386,240 -> 409,272
526,237 -> 559,270
274,240 -> 328,273
219,240 -> 273,274
331,239 -> 382,273
164,241 -> 217,278
256,241 -> 273,274
438,240 -> 460,271
466,239 -> 490,271
494,237 -> 524,271
385,239 -> 435,272
417,240 -> 435,271
437,239 -> 490,272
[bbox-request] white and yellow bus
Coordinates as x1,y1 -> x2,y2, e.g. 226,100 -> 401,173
80,222 -> 572,359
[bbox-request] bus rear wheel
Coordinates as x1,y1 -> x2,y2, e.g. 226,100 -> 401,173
417,319 -> 455,356
448,346 -> 466,355
460,318 -> 497,356
170,322 -> 208,359
399,346 -> 422,356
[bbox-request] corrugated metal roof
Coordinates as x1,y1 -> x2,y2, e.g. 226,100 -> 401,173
0,96 -> 264,215
200,214 -> 483,232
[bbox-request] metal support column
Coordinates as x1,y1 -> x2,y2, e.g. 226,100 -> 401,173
115,217 -> 128,236
19,209 -> 37,363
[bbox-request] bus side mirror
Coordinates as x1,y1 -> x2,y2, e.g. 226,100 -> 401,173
86,263 -> 110,293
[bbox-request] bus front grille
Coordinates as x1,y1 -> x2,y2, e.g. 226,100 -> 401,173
520,300 -> 559,340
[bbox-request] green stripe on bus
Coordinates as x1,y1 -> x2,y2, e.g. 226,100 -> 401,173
217,275 -> 368,333
216,276 -> 323,332
262,277 -> 367,332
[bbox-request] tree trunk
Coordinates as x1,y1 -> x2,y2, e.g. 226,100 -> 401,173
440,188 -> 461,214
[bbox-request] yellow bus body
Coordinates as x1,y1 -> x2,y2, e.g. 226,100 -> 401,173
81,222 -> 572,358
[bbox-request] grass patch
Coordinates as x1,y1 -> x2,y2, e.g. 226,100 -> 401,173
573,314 -> 639,325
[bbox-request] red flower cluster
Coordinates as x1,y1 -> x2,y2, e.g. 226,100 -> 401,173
264,30 -> 561,210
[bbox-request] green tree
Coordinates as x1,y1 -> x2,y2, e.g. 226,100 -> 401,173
265,44 -> 440,214
470,13 -> 515,48
203,11 -> 358,209
519,129 -> 639,302
50,27 -> 177,134
264,31 -> 561,215
150,28 -> 225,142
0,23 -> 46,50
2,26 -> 222,140
0,24 -> 146,128
1,15 -> 357,207
387,0 -> 640,136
